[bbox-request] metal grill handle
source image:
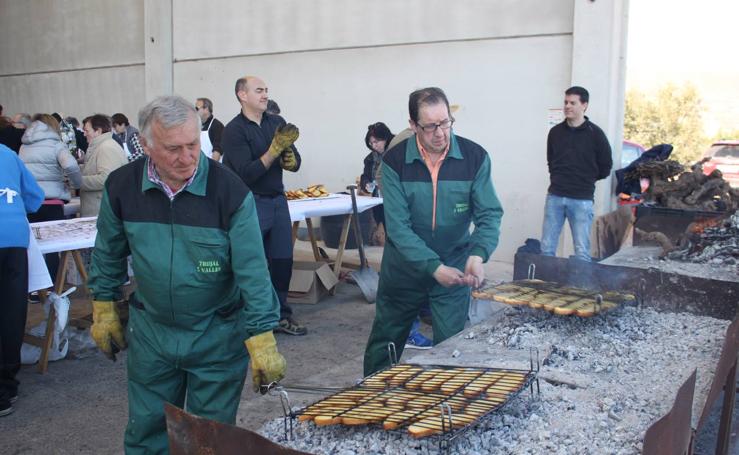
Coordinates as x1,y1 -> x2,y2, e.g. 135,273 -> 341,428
387,342 -> 398,366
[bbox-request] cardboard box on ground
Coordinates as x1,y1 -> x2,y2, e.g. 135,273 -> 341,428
288,261 -> 339,304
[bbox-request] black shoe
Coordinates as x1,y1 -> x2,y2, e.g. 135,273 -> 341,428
0,399 -> 12,417
276,317 -> 308,336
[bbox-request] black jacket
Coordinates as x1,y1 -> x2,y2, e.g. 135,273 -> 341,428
614,144 -> 673,195
0,126 -> 24,153
221,112 -> 301,196
74,128 -> 88,152
547,118 -> 612,200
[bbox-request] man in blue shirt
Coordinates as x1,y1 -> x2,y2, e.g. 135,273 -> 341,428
0,144 -> 44,416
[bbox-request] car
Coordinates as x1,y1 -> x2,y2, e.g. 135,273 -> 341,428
621,140 -> 645,168
702,141 -> 739,187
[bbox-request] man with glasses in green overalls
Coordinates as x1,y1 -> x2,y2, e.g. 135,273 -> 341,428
364,87 -> 503,375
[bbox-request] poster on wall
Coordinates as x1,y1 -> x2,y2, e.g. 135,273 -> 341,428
548,108 -> 564,128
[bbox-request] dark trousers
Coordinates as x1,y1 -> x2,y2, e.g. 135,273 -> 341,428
0,247 -> 29,398
27,203 -> 65,284
372,204 -> 385,227
254,194 -> 293,319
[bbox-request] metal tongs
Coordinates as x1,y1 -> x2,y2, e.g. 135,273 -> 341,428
261,381 -> 345,396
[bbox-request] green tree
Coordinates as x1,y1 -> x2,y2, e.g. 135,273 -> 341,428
711,127 -> 739,142
624,83 -> 709,163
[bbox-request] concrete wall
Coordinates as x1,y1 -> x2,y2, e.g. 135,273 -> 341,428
0,0 -> 145,123
0,0 -> 629,263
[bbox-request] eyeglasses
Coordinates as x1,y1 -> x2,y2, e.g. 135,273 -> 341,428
195,106 -> 204,111
416,118 -> 454,133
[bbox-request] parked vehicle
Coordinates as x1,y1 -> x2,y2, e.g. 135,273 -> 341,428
702,141 -> 739,187
621,140 -> 645,168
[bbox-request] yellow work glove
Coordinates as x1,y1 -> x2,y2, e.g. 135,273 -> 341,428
244,331 -> 287,394
280,148 -> 298,171
267,124 -> 299,158
90,300 -> 127,361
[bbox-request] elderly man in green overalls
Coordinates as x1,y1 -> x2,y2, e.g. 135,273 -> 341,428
364,87 -> 503,375
88,95 -> 286,454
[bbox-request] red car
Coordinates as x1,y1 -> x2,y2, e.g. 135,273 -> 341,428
703,141 -> 739,187
621,140 -> 646,168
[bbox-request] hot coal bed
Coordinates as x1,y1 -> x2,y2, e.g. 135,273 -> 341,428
258,250 -> 735,454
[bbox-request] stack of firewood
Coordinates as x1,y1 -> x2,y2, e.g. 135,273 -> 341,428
629,159 -> 739,212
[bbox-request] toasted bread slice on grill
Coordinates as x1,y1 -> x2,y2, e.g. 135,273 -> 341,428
528,291 -> 558,309
552,298 -> 593,315
495,289 -> 538,305
405,369 -> 443,390
314,415 -> 342,426
462,371 -> 504,397
574,300 -> 618,317
439,371 -> 483,395
408,412 -> 479,438
387,366 -> 423,387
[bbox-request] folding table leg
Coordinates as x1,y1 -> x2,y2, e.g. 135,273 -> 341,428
71,250 -> 88,290
37,251 -> 70,373
329,214 -> 352,296
305,218 -> 322,261
69,249 -> 92,329
291,221 -> 299,247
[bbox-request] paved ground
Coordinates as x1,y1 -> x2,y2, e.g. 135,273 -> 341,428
1,242 -> 513,455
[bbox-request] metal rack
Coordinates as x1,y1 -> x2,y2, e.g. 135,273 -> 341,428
272,344 -> 540,454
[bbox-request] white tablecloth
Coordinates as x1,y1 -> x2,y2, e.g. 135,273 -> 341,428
63,197 -> 80,217
27,227 -> 53,292
30,217 -> 98,255
28,195 -> 382,255
288,194 -> 382,222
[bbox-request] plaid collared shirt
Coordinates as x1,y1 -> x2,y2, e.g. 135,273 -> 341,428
146,157 -> 198,200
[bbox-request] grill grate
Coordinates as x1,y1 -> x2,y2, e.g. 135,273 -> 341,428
295,363 -> 537,439
472,279 -> 636,317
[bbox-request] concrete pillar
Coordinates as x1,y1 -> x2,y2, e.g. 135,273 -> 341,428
557,0 -> 630,259
572,0 -> 630,216
144,0 -> 173,100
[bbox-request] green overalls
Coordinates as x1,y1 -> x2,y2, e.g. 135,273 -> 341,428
363,134 -> 503,375
88,155 -> 280,454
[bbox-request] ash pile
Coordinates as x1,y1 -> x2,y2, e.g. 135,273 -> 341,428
632,159 -> 739,212
259,306 -> 728,454
667,210 -> 739,265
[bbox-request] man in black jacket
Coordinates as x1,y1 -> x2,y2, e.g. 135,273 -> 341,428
222,75 -> 307,336
541,86 -> 612,262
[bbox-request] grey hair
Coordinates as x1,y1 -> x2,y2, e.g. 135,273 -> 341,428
138,95 -> 199,143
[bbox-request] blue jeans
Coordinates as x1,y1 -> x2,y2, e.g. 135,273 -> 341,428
540,194 -> 593,262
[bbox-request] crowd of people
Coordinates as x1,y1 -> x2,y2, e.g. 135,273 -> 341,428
0,82 -> 612,453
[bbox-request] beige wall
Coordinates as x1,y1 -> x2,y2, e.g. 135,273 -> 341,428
0,0 -> 629,263
0,0 -> 145,122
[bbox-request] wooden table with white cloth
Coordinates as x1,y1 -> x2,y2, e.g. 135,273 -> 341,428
25,217 -> 97,373
22,195 -> 382,372
288,194 -> 383,285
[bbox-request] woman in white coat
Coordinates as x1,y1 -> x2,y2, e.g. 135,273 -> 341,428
80,114 -> 127,217
19,114 -> 82,281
